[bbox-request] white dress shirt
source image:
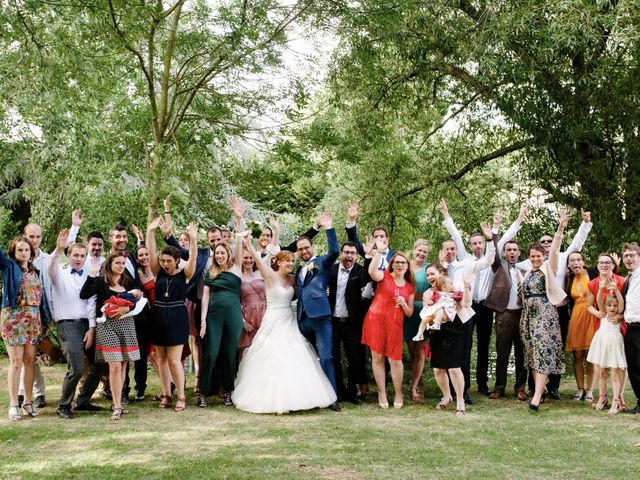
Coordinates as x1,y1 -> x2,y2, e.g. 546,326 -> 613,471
334,265 -> 351,318
624,269 -> 640,324
506,264 -> 523,310
49,262 -> 92,326
444,217 -> 521,302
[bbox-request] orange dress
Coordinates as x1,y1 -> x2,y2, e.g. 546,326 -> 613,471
566,273 -> 597,351
362,271 -> 415,361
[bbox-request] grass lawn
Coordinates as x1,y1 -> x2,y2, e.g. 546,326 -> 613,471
0,358 -> 639,480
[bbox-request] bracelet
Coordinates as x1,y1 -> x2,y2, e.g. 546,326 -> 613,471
164,211 -> 171,214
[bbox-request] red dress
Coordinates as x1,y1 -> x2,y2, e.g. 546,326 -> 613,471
362,271 -> 415,360
588,274 -> 626,335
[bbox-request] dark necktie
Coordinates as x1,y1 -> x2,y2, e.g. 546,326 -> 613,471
71,268 -> 83,275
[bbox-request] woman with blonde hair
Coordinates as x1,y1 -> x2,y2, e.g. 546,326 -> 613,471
198,237 -> 244,408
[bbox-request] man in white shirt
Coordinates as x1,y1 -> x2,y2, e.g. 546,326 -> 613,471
438,201 -> 499,401
49,230 -> 105,418
439,201 -> 526,397
622,242 -> 640,414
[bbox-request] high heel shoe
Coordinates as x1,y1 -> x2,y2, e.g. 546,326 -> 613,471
608,398 -> 620,415
456,401 -> 466,417
158,394 -> 173,409
528,402 -> 539,413
436,396 -> 453,410
22,403 -> 38,417
573,388 -> 585,401
594,395 -> 608,411
378,392 -> 389,409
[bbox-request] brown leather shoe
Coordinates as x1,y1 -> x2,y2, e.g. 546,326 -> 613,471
488,390 -> 504,399
516,390 -> 528,401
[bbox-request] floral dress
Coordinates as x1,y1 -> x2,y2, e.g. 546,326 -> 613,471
520,270 -> 565,375
1,271 -> 42,346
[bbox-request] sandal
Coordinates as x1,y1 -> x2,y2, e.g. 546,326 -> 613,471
22,403 -> 38,417
223,392 -> 234,407
436,396 -> 453,410
8,405 -> 21,421
110,407 -> 123,421
608,398 -> 621,415
594,394 -> 608,411
573,388 -> 585,401
158,394 -> 173,409
175,397 -> 186,412
196,393 -> 207,408
584,390 -> 594,403
456,401 -> 466,417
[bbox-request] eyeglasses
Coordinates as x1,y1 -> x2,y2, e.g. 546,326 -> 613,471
597,261 -> 613,265
393,261 -> 407,265
568,258 -> 582,263
540,239 -> 552,244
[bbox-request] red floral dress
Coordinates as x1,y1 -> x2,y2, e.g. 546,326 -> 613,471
1,271 -> 42,346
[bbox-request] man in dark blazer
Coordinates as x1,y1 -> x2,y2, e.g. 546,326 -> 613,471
296,212 -> 340,411
484,238 -> 527,401
328,241 -> 368,404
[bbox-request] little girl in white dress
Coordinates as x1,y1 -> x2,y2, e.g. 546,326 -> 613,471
586,283 -> 626,414
413,277 -> 461,341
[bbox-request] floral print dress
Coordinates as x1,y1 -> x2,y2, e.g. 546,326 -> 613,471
520,270 -> 565,375
1,271 -> 42,346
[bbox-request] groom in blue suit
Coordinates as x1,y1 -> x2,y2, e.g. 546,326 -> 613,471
296,212 -> 340,411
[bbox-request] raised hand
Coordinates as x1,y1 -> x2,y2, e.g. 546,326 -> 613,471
187,222 -> 198,239
268,216 -> 280,233
437,199 -> 450,218
493,213 -> 503,229
363,235 -> 376,257
347,200 -> 360,222
317,211 -> 333,229
131,224 -> 143,242
480,221 -> 492,239
147,216 -> 163,232
581,208 -> 591,223
159,216 -> 173,237
230,196 -> 245,219
375,236 -> 389,252
611,252 -> 620,269
558,210 -> 571,229
71,209 -> 83,227
56,229 -> 70,252
518,204 -> 527,221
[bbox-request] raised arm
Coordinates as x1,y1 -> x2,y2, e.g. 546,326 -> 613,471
345,201 -> 365,257
67,209 -> 83,245
230,196 -> 246,234
146,217 -> 163,277
439,199 -> 471,260
497,205 -> 526,252
317,211 -> 339,269
49,229 -> 70,285
184,223 -> 198,283
243,235 -> 277,287
548,211 -> 570,276
131,224 -> 145,248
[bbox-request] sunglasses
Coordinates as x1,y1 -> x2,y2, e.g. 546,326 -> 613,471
540,239 -> 553,244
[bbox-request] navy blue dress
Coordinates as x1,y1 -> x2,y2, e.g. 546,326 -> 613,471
152,269 -> 189,346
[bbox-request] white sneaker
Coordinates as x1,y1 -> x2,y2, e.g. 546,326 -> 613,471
412,333 -> 424,342
430,322 -> 441,331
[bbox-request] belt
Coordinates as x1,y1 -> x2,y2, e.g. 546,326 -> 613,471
58,318 -> 89,323
525,294 -> 546,298
627,322 -> 640,328
505,308 -> 522,313
333,316 -> 350,323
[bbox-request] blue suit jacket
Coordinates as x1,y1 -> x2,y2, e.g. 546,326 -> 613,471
296,228 -> 339,321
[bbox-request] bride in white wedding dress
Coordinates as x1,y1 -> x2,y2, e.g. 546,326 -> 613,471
231,236 -> 337,414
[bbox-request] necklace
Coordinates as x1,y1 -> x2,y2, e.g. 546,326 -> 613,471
164,275 -> 174,298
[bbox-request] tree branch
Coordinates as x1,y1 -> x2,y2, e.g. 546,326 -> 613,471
399,139 -> 529,199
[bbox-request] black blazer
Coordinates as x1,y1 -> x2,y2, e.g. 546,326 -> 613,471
328,262 -> 368,323
80,274 -> 137,318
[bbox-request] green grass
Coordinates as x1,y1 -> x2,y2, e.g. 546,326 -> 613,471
1,358 -> 639,479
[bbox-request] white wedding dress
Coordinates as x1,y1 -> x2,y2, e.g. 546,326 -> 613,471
231,286 -> 336,413
232,284 -> 337,413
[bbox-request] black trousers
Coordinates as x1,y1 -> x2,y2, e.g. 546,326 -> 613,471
332,316 -> 366,400
625,324 -> 640,407
462,301 -> 494,393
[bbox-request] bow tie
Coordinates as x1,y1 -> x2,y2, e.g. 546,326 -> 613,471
340,268 -> 351,275
71,268 -> 84,275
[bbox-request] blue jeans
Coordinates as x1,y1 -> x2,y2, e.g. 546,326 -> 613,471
299,313 -> 337,393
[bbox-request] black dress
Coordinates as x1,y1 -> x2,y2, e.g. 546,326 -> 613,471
429,316 -> 466,369
152,269 -> 189,346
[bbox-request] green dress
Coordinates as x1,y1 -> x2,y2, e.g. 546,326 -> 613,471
403,263 -> 430,342
200,271 -> 243,395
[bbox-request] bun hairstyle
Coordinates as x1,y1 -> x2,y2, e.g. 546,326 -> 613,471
271,251 -> 294,271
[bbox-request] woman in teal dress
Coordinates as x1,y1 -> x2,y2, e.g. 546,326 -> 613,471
198,234 -> 244,408
404,239 -> 431,401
